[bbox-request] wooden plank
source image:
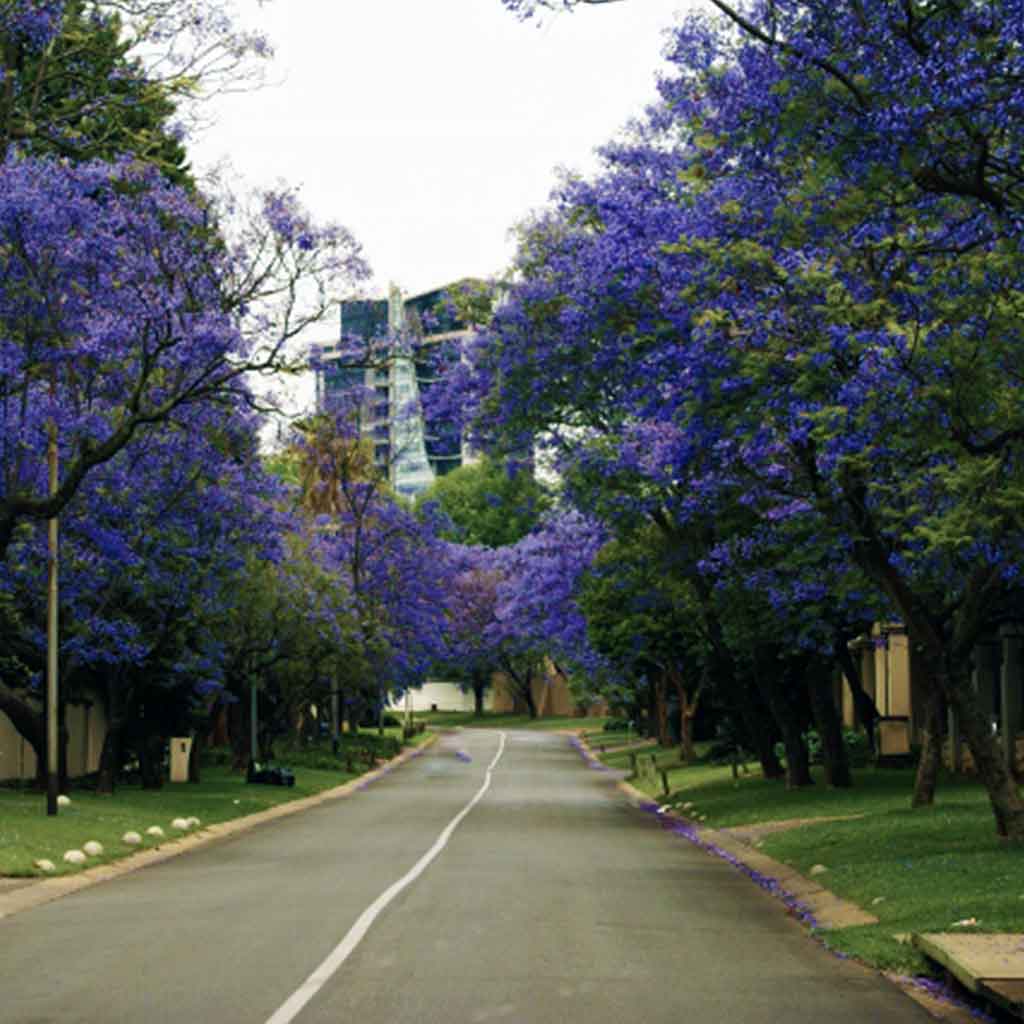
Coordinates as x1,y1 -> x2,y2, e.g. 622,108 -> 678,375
913,934 -> 982,993
978,979 -> 1024,1019
913,934 -> 1024,997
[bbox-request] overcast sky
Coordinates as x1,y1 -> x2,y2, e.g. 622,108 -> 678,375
191,0 -> 684,303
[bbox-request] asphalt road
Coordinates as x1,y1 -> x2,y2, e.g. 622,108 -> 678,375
0,729 -> 930,1024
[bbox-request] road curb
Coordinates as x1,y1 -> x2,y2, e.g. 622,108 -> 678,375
572,731 -> 875,929
0,734 -> 438,923
572,732 -> 982,1022
612,777 -> 877,929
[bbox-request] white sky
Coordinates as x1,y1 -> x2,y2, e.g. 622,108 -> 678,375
191,0 -> 683,303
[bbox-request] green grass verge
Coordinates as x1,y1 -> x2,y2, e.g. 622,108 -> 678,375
414,710 -> 608,731
764,792 -> 1024,972
597,740 -> 1024,974
596,741 -> 699,775
0,731 -> 431,879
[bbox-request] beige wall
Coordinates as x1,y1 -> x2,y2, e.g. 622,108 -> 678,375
842,625 -> 916,738
0,697 -> 107,782
386,681 -> 496,713
873,626 -> 912,718
890,634 -> 911,717
0,715 -> 38,782
491,660 -> 579,717
841,676 -> 855,730
67,701 -> 107,777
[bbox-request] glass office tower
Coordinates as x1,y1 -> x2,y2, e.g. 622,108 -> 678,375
314,283 -> 473,497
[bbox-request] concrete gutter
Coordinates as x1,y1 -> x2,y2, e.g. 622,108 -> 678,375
0,733 -> 438,923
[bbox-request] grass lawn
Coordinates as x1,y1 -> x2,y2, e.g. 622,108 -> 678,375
597,741 -> 692,776
413,710 -> 608,732
0,730 -> 431,879
596,739 -> 1024,974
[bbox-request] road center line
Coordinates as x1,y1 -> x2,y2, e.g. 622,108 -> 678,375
264,731 -> 508,1024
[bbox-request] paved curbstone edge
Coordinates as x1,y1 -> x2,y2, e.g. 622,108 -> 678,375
570,731 -> 988,1023
571,730 -> 875,930
0,733 -> 439,923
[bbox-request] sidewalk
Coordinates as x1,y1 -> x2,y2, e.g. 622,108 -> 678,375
0,734 -> 437,923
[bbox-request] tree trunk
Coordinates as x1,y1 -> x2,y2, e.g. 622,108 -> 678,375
138,734 -> 164,790
833,634 -> 879,753
96,723 -> 120,795
720,671 -> 784,780
681,713 -> 695,763
96,679 -> 123,795
502,658 -> 538,719
523,666 -> 538,719
669,666 -> 700,764
846,512 -> 1022,838
293,706 -> 308,745
654,672 -> 671,747
57,700 -> 69,794
742,699 -> 784,779
944,666 -> 1024,839
188,730 -> 203,784
697,603 -> 783,779
774,707 -> 813,787
210,702 -> 230,746
808,673 -> 851,788
912,688 -> 943,807
755,662 -> 813,788
346,698 -> 361,735
473,677 -> 485,716
228,700 -> 249,774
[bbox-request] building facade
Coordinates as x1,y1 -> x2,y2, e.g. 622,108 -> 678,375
0,697 -> 108,782
841,622 -> 1024,774
314,283 -> 474,498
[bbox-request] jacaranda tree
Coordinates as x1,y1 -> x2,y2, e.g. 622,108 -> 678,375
0,397 -> 284,788
469,0 -> 1024,839
0,156 -> 367,559
0,0 -> 369,795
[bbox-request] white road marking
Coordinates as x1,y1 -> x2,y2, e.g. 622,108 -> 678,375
264,732 -> 508,1024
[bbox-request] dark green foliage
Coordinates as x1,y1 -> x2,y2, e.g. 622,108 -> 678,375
277,735 -> 402,772
2,1 -> 191,184
415,454 -> 552,548
602,718 -> 631,733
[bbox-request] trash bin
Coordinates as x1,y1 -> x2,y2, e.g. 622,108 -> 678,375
169,737 -> 193,782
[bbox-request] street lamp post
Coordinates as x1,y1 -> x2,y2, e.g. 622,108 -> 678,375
250,680 -> 259,769
331,684 -> 340,755
46,418 -> 59,816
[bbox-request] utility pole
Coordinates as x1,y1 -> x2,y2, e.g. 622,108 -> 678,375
46,415 -> 59,816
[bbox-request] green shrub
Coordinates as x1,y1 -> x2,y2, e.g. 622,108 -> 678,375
777,728 -> 872,768
603,718 -> 631,733
201,745 -> 233,767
